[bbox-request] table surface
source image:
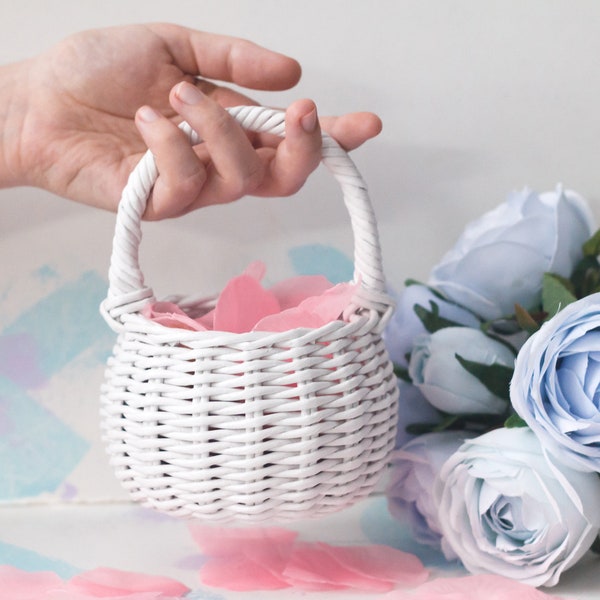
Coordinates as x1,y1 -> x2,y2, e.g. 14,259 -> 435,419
1,495 -> 598,599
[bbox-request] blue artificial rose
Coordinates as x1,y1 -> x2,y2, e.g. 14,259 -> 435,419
434,427 -> 600,587
387,430 -> 474,559
408,327 -> 515,415
511,293 -> 600,472
384,283 -> 480,368
428,186 -> 595,321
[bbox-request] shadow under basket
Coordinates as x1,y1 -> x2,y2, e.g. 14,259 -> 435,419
100,105 -> 399,523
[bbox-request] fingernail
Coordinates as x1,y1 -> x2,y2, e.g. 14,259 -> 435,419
175,82 -> 205,105
137,105 -> 160,123
300,108 -> 318,133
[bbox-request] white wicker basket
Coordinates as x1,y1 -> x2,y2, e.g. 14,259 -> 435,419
100,105 -> 398,523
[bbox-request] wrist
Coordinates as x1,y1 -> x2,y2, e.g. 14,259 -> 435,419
0,59 -> 33,188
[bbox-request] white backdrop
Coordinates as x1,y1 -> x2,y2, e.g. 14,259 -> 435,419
2,0 -> 600,287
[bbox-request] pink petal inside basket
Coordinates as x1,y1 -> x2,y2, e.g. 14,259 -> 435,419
142,262 -> 358,333
141,302 -> 207,331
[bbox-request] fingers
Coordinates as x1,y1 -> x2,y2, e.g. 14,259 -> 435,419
135,81 -> 380,220
254,98 -> 323,197
319,112 -> 383,151
147,23 -> 302,91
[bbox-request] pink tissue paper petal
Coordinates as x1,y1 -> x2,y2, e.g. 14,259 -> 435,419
0,566 -> 65,599
296,282 -> 358,322
242,260 -> 267,281
191,526 -> 299,591
199,555 -> 291,591
253,307 -> 327,332
384,574 -> 568,600
46,592 -> 178,600
282,542 -> 393,592
189,525 -> 298,566
142,302 -> 207,331
320,542 -> 429,587
212,274 -> 280,333
67,567 -> 189,597
269,275 -> 333,310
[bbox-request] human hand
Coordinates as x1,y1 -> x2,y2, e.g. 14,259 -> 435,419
3,23 -> 381,219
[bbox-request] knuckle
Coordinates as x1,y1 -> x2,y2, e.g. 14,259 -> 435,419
226,163 -> 265,200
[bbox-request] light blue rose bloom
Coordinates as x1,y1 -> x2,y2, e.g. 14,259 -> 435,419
434,427 -> 600,587
387,430 -> 473,560
428,186 -> 595,321
511,293 -> 600,472
384,283 -> 480,368
408,327 -> 515,415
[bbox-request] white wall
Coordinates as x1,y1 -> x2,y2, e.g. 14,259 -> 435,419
2,0 -> 600,286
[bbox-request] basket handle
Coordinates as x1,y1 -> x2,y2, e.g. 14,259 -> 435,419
102,105 -> 393,327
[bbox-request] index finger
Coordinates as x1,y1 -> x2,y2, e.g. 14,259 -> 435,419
146,23 -> 302,90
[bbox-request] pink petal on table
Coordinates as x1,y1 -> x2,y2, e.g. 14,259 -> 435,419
199,555 -> 291,591
0,566 -> 65,599
191,526 -> 297,592
189,525 -> 297,565
142,302 -> 207,331
269,275 -> 333,310
282,542 -> 394,592
253,307 -> 327,332
321,542 -> 429,587
67,567 -> 189,597
384,574 -> 568,600
212,274 -> 280,333
297,282 -> 358,322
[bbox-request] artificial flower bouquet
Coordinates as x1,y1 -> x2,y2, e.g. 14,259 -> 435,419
384,185 -> 600,588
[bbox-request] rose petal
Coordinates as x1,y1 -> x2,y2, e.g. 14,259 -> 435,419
253,307 -> 327,332
199,555 -> 290,591
191,526 -> 297,591
67,567 -> 189,597
142,302 -> 207,331
282,543 -> 362,591
242,260 -> 267,281
296,282 -> 358,322
212,274 -> 280,333
320,542 -> 429,587
269,275 -> 333,310
0,566 -> 65,599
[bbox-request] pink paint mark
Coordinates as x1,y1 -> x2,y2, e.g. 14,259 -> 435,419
0,334 -> 47,389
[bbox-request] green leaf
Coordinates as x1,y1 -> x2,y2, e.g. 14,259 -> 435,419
514,303 -> 541,334
504,414 -> 528,428
570,255 -> 600,298
393,364 -> 412,383
455,354 -> 514,402
582,228 -> 600,257
414,301 -> 465,334
431,414 -> 460,432
542,273 -> 577,318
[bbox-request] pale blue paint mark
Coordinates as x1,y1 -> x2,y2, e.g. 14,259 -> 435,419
288,244 -> 354,284
0,541 -> 80,579
359,497 -> 462,570
1,270 -> 113,379
34,265 -> 59,282
0,378 -> 89,500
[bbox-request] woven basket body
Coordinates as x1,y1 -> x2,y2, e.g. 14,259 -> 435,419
100,106 -> 398,523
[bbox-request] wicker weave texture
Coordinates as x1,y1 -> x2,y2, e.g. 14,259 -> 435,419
100,106 -> 398,522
